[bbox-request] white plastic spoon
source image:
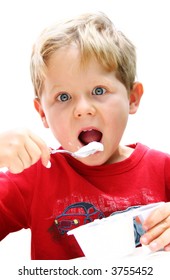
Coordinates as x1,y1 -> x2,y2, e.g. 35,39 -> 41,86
50,141 -> 104,158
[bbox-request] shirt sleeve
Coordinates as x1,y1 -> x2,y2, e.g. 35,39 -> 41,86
0,164 -> 38,240
164,154 -> 170,201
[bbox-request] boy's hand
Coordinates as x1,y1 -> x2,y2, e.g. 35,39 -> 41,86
0,129 -> 50,173
140,202 -> 170,251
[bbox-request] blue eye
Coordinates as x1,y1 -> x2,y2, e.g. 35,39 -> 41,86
57,93 -> 71,102
92,87 -> 106,95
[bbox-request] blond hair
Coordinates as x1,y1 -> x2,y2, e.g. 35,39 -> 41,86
30,12 -> 136,97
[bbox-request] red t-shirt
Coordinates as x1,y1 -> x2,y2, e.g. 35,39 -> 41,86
0,143 -> 170,259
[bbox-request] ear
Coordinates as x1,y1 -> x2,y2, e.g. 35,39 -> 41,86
34,98 -> 49,128
129,82 -> 143,114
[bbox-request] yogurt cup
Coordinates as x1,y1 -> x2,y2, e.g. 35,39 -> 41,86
68,213 -> 135,259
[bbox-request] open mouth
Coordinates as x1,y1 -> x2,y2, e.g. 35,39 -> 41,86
78,129 -> 103,145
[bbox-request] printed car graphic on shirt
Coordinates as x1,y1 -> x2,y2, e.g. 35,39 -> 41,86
54,202 -> 105,235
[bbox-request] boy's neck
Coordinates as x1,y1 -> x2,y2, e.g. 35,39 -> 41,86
107,145 -> 134,164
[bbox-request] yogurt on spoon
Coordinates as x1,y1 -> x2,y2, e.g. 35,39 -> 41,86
47,141 -> 104,167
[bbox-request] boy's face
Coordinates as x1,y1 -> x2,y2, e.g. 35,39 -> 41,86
35,45 -> 142,165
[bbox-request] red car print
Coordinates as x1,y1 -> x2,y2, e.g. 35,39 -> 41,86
55,202 -> 105,234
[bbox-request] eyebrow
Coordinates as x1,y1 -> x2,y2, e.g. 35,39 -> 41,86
49,84 -> 66,94
48,74 -> 116,95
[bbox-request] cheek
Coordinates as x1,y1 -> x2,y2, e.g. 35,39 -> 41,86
50,121 -> 69,141
104,100 -> 129,135
106,100 -> 129,123
45,110 -> 69,140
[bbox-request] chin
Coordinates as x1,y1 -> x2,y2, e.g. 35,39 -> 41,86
78,155 -> 106,167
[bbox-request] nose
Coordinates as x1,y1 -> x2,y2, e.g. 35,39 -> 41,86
74,97 -> 96,118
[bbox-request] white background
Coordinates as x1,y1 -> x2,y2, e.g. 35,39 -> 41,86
0,0 -> 170,267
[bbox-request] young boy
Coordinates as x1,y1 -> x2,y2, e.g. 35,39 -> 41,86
0,12 -> 170,260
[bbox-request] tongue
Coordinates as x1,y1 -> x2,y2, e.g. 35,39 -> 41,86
79,130 -> 102,145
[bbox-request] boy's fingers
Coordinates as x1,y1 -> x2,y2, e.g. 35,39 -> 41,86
164,243 -> 170,251
24,140 -> 42,165
18,147 -> 33,169
148,227 -> 170,252
141,215 -> 170,244
8,142 -> 42,173
143,202 -> 170,230
8,157 -> 25,174
0,128 -> 50,172
28,132 -> 50,167
28,131 -> 48,151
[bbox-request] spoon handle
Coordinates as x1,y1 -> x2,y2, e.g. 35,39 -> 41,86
50,149 -> 72,155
